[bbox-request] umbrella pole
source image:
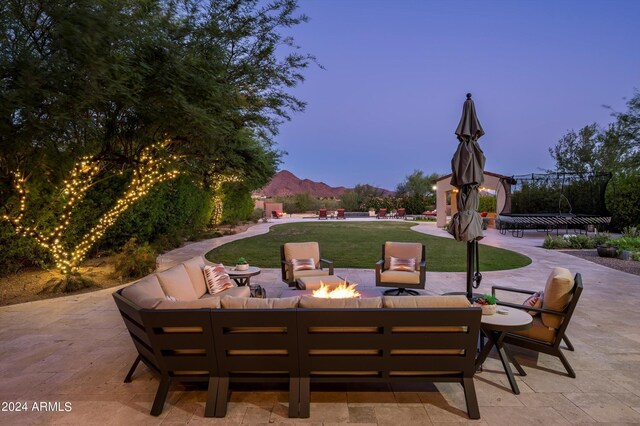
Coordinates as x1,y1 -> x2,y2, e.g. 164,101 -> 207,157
466,241 -> 474,300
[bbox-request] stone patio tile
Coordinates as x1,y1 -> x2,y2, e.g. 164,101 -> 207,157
270,402 -> 349,423
480,406 -> 570,425
348,406 -> 377,423
373,406 -> 432,425
346,391 -> 397,406
563,392 -> 640,423
515,393 -> 596,423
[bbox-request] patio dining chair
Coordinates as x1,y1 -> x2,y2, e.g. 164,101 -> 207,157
375,242 -> 426,295
281,242 -> 334,287
492,267 -> 582,378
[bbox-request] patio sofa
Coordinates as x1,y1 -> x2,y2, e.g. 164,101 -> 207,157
114,265 -> 482,419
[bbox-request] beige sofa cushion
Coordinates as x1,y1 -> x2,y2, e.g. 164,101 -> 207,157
182,256 -> 207,297
380,270 -> 421,284
512,316 -> 557,343
202,285 -> 250,298
156,297 -> 221,309
221,296 -> 300,309
299,296 -> 383,309
542,267 -> 574,329
156,264 -> 198,301
293,269 -> 329,279
121,275 -> 166,308
383,295 -> 470,308
384,242 -> 422,270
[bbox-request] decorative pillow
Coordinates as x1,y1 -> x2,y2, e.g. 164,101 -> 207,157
389,256 -> 416,272
292,258 -> 316,271
203,264 -> 235,295
523,291 -> 543,316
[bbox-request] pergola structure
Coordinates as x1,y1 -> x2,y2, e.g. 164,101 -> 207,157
435,171 -> 512,228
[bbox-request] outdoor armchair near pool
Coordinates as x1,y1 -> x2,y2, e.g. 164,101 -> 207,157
492,267 -> 583,378
375,242 -> 426,296
280,242 -> 334,287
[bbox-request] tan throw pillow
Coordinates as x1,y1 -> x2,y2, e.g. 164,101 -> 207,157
203,264 -> 235,295
523,291 -> 543,316
292,258 -> 316,271
542,267 -> 574,329
389,256 -> 416,272
221,296 -> 300,309
299,296 -> 383,309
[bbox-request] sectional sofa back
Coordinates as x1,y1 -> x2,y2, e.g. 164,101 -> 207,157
114,292 -> 480,382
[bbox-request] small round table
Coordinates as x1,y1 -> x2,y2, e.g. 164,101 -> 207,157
475,306 -> 532,394
225,266 -> 261,286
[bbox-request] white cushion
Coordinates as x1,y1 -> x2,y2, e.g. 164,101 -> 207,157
182,256 -> 207,298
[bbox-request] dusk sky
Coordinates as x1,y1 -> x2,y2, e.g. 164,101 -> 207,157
275,0 -> 640,190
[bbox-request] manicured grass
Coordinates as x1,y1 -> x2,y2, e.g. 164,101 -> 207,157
206,222 -> 531,272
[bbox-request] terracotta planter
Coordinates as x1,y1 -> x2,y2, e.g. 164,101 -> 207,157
597,245 -> 617,258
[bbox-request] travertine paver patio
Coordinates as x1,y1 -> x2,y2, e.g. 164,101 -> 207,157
1,219 -> 640,425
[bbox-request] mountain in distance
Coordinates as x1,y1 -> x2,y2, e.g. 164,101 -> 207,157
254,170 -> 394,198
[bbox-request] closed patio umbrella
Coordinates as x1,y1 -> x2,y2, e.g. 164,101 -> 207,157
447,93 -> 486,299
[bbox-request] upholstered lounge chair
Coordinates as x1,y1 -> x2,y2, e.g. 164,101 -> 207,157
396,208 -> 406,219
318,208 -> 327,220
280,242 -> 334,287
375,242 -> 426,296
336,208 -> 346,219
492,267 -> 582,378
377,208 -> 387,219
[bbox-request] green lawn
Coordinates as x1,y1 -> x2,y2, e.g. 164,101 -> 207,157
206,222 -> 531,272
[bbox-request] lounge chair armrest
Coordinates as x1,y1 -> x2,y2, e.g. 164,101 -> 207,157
492,285 -> 537,297
497,301 -> 568,317
320,258 -> 334,275
375,259 -> 384,284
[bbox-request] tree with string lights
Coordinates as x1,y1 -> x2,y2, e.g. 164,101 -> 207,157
2,142 -> 179,290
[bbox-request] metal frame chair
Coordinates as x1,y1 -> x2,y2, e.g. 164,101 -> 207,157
492,273 -> 582,378
375,242 -> 426,296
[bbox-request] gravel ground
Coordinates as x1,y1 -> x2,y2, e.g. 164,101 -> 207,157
562,249 -> 640,276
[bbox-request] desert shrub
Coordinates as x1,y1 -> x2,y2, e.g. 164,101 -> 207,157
543,236 -> 571,249
592,232 -> 610,246
622,226 -> 640,237
113,238 -> 157,279
605,172 -> 640,231
632,252 -> 640,262
221,185 -> 254,225
609,236 -> 640,252
250,208 -> 264,223
0,224 -> 52,275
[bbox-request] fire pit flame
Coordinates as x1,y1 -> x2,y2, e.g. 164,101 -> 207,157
312,282 -> 361,299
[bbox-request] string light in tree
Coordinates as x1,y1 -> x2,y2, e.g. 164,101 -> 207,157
210,173 -> 243,225
2,141 -> 180,275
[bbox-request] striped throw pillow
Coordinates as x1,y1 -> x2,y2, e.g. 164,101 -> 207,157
203,264 -> 235,295
292,258 -> 316,271
523,291 -> 543,316
389,256 -> 416,272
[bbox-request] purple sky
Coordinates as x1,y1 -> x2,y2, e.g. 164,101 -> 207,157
275,0 -> 640,190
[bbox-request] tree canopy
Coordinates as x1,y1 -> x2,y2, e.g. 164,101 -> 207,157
395,170 -> 439,198
549,90 -> 640,175
0,0 -> 315,192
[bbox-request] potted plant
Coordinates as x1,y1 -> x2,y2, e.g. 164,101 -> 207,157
597,242 -> 618,258
235,257 -> 249,271
473,293 -> 497,315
